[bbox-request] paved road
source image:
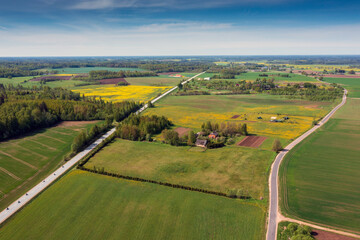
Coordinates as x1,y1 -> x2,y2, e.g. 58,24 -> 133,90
266,89 -> 348,240
0,72 -> 205,226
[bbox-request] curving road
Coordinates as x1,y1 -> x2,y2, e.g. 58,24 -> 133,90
266,89 -> 348,240
0,72 -> 205,226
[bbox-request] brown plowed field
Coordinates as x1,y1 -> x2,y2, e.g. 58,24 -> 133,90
313,230 -> 358,240
174,127 -> 191,137
231,115 -> 240,119
99,78 -> 128,85
237,136 -> 267,148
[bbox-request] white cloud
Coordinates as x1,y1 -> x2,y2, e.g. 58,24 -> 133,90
0,22 -> 359,56
69,0 -> 293,10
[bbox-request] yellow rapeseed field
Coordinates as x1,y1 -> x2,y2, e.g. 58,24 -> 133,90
53,74 -> 76,76
72,85 -> 172,102
146,106 -> 318,139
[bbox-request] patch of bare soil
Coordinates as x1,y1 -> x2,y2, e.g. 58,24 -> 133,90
313,230 -> 359,240
237,136 -> 267,148
174,127 -> 191,137
231,115 -> 240,119
56,121 -> 99,128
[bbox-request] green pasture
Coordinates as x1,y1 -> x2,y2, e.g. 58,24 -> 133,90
234,72 -> 316,83
279,98 -> 360,232
0,170 -> 266,240
85,138 -> 275,199
0,121 -> 99,211
323,77 -> 360,98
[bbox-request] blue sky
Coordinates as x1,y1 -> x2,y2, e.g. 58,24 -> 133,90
0,0 -> 360,56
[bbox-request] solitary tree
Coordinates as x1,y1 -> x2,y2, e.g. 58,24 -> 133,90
272,139 -> 283,153
187,131 -> 196,146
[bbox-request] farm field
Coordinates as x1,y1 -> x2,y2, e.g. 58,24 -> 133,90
0,121 -> 99,211
71,85 -> 172,102
323,77 -> 360,98
195,72 -> 316,82
84,138 -> 275,199
279,98 -> 360,232
0,170 -> 266,240
145,94 -> 336,139
235,72 -> 316,83
45,67 -> 147,74
125,77 -> 181,86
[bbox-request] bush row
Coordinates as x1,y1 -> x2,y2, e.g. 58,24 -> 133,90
77,165 -> 251,200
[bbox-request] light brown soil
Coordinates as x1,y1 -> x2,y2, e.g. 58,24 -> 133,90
99,78 -> 128,85
313,229 -> 359,240
174,127 -> 191,137
56,121 -> 99,127
237,136 -> 267,148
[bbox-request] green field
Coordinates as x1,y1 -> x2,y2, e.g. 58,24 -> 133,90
279,98 -> 360,232
0,170 -> 266,240
46,67 -> 147,74
125,77 -> 182,86
146,94 -> 335,139
0,121 -> 99,211
324,77 -> 360,98
85,138 -> 275,199
0,77 -> 89,89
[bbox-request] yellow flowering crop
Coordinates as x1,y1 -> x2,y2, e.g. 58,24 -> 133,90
72,85 -> 172,103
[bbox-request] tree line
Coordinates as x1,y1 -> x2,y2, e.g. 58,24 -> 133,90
78,165 -> 251,199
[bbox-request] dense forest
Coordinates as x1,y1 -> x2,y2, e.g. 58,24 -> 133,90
0,84 -> 141,140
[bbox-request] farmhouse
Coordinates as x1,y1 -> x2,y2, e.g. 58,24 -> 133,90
270,116 -> 277,122
208,131 -> 219,139
195,139 -> 207,148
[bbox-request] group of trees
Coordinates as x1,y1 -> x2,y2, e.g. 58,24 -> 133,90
212,69 -> 246,79
201,121 -> 248,137
71,122 -> 111,153
270,83 -> 343,101
279,222 -> 314,240
0,84 -> 141,140
116,114 -> 172,141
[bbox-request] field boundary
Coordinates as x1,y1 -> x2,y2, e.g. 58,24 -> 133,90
77,166 -> 251,199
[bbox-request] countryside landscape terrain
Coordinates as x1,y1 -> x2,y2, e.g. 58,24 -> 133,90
0,55 -> 358,240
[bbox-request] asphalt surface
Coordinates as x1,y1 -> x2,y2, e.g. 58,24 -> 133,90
266,89 -> 347,240
0,72 -> 205,226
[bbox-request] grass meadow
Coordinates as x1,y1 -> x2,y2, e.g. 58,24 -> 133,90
324,77 -> 360,98
0,170 -> 266,240
84,138 -> 276,199
279,98 -> 360,232
0,121 -> 99,211
146,94 -> 335,139
235,72 -> 316,83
